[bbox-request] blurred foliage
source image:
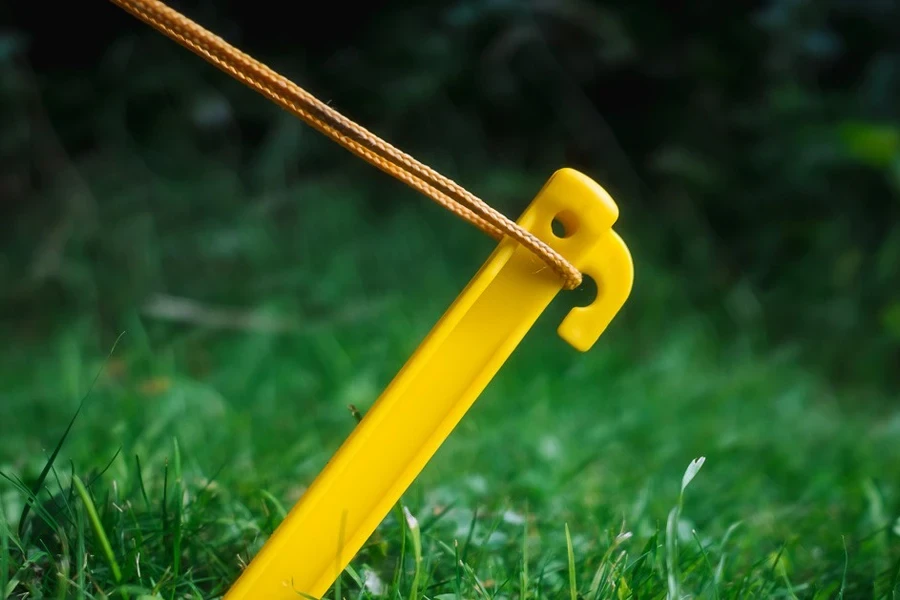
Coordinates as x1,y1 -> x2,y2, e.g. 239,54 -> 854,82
2,0 -> 899,390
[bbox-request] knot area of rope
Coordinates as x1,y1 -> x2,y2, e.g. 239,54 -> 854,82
108,0 -> 583,290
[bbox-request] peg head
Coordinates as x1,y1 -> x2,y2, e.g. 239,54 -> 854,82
518,168 -> 635,352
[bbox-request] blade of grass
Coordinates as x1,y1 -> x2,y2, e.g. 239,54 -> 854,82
72,475 -> 128,600
458,556 -> 490,599
1,509 -> 9,599
392,504 -> 407,593
714,522 -> 742,585
76,495 -> 85,600
126,504 -> 145,578
454,539 -> 463,598
520,519 -> 529,600
692,530 -> 720,600
460,506 -> 478,565
47,464 -> 75,529
86,447 -> 123,490
344,564 -> 364,589
171,438 -> 183,600
404,507 -> 422,600
135,455 -> 150,509
161,459 -> 169,547
54,528 -> 71,600
668,457 -> 706,600
18,332 -> 125,539
260,490 -> 287,521
565,523 -> 577,600
838,536 -> 848,600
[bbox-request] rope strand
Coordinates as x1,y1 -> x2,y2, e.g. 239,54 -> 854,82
108,0 -> 583,289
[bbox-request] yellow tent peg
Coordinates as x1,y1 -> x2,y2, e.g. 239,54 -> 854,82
224,167 -> 634,600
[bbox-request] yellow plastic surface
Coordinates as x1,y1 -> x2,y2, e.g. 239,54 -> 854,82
224,168 -> 634,600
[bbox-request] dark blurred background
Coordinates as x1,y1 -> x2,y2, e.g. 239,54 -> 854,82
3,0 -> 899,391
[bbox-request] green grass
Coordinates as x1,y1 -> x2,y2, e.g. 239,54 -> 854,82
3,63 -> 900,600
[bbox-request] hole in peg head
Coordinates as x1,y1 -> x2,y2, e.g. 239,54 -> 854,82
550,210 -> 580,239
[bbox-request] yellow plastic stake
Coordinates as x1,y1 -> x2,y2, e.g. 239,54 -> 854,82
224,167 -> 634,600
